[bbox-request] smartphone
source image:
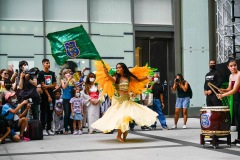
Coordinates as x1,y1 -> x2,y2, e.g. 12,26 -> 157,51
15,69 -> 19,73
85,67 -> 90,70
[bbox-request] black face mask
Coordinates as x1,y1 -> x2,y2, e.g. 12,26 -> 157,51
210,65 -> 216,70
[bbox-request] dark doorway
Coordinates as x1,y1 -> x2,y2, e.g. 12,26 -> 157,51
135,32 -> 175,116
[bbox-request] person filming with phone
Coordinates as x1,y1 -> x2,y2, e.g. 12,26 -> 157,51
171,74 -> 192,129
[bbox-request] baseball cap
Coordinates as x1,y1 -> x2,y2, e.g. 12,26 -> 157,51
5,92 -> 16,100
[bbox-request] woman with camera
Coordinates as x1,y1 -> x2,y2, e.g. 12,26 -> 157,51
171,74 -> 192,129
16,61 -> 40,120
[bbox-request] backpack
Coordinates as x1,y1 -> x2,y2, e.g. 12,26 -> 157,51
188,83 -> 193,99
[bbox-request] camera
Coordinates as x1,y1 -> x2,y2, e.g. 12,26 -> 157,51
25,70 -> 37,75
175,78 -> 182,83
25,67 -> 39,76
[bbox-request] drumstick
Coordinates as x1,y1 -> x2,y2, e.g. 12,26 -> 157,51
207,82 -> 220,90
207,83 -> 218,95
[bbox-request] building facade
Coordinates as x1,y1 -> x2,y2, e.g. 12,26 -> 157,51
0,0 -> 219,116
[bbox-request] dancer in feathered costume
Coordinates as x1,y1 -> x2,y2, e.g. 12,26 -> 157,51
91,61 -> 158,142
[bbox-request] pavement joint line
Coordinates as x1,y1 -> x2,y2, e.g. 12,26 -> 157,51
0,144 -> 181,157
132,131 -> 240,156
0,130 -> 240,157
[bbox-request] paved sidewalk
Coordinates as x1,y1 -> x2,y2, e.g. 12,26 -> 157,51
0,118 -> 239,160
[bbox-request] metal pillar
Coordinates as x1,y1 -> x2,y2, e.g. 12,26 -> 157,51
216,0 -> 240,63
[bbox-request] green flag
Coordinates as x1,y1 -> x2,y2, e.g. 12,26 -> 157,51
47,25 -> 101,65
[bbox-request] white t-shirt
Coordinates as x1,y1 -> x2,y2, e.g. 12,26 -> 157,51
70,97 -> 83,113
55,99 -> 63,112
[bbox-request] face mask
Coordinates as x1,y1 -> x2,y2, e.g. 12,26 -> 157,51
89,78 -> 95,82
11,98 -> 17,103
154,78 -> 159,83
76,93 -> 80,97
23,65 -> 29,71
65,73 -> 71,78
210,65 -> 216,70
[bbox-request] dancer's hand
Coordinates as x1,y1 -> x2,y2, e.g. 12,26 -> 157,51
218,88 -> 224,94
104,67 -> 108,75
217,94 -> 223,100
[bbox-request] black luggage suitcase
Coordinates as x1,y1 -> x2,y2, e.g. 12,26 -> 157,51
26,120 -> 43,140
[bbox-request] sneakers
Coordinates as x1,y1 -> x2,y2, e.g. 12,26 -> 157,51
162,126 -> 169,130
47,130 -> 55,136
78,130 -> 82,135
20,136 -> 30,141
172,125 -> 177,129
73,130 -> 78,135
236,143 -> 240,147
183,125 -> 187,129
43,130 -> 49,136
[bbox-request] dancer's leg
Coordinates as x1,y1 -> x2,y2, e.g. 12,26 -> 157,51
123,131 -> 128,141
116,129 -> 124,142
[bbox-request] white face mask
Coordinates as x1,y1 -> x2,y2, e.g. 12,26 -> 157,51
23,65 -> 29,71
11,98 -> 17,103
76,93 -> 80,97
89,78 -> 95,82
65,73 -> 71,78
154,77 -> 159,83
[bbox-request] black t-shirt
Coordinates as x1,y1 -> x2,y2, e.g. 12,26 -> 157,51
0,115 -> 10,134
38,70 -> 56,97
152,83 -> 164,99
16,75 -> 39,100
204,69 -> 222,91
177,80 -> 192,98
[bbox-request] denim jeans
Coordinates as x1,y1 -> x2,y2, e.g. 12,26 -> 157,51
150,99 -> 167,128
63,99 -> 73,132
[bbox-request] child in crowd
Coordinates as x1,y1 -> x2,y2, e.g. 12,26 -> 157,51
70,88 -> 84,135
53,90 -> 64,134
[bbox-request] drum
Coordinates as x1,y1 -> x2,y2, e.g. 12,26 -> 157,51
200,106 -> 231,135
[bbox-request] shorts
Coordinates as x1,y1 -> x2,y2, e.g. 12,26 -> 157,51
9,129 -> 17,140
176,97 -> 190,108
70,113 -> 83,120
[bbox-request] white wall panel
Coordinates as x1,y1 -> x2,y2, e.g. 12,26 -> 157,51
45,0 -> 88,22
0,35 -> 43,55
0,21 -> 43,35
134,0 -> 172,25
91,23 -> 132,36
90,0 -> 131,23
0,0 -> 42,20
182,0 -> 209,107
